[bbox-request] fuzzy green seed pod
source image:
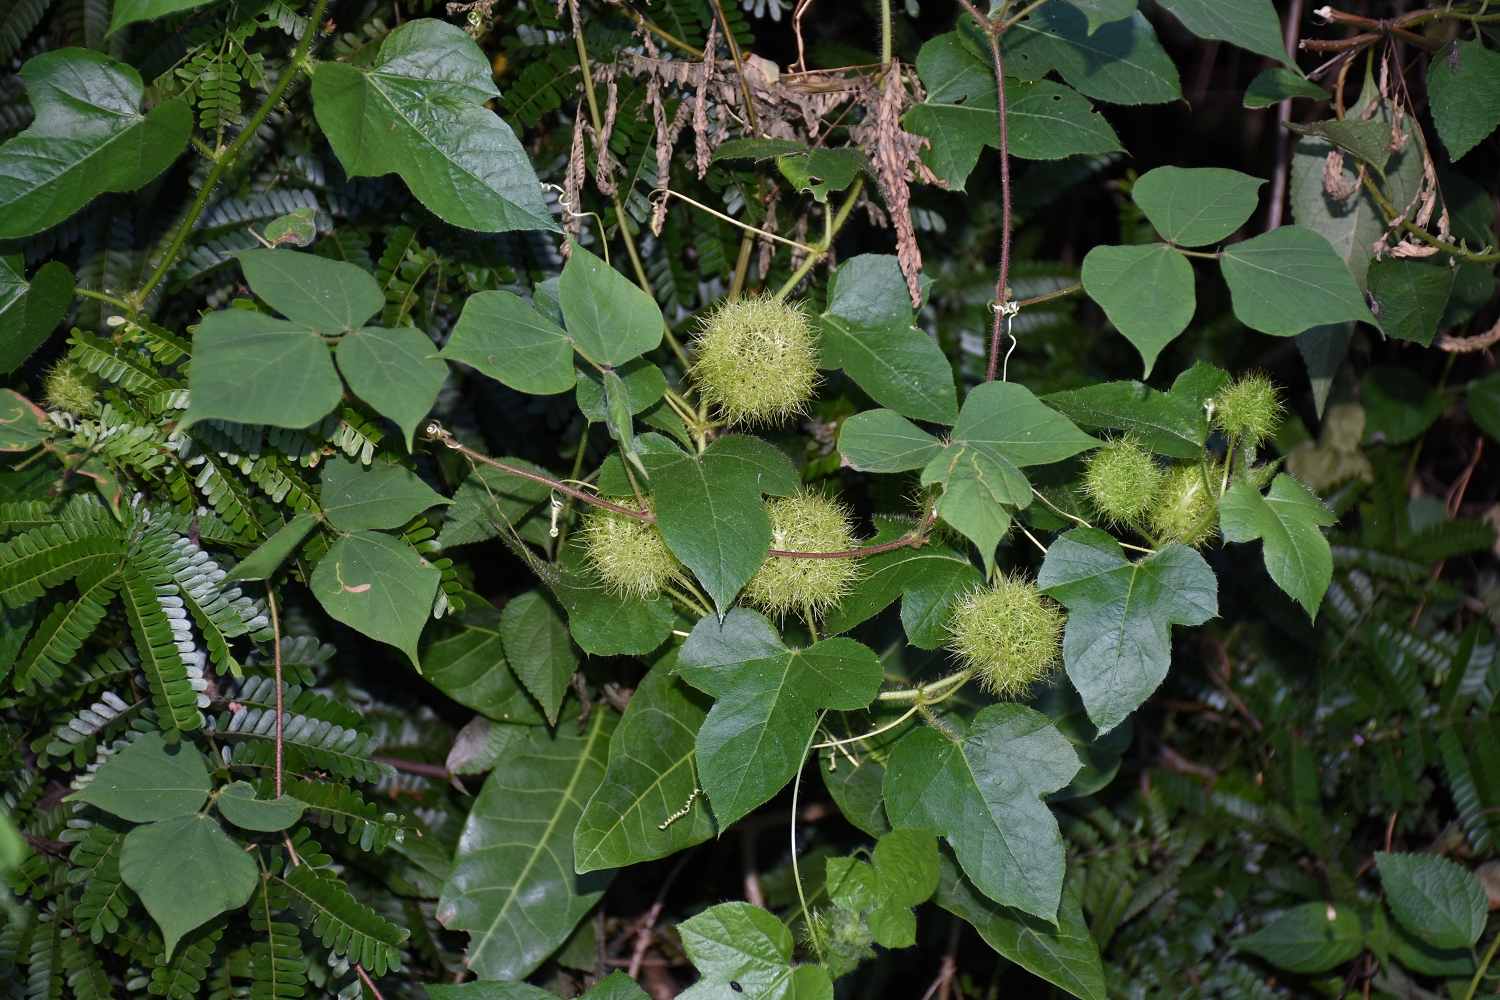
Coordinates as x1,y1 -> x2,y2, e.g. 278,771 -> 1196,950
742,492 -> 860,618
42,362 -> 100,415
947,576 -> 1064,698
1149,463 -> 1219,547
691,297 -> 819,425
580,497 -> 685,599
1212,373 -> 1283,444
1081,436 -> 1163,526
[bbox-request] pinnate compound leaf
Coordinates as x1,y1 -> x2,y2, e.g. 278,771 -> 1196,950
1375,852 -> 1487,950
884,704 -> 1079,921
119,814 -> 258,959
1236,902 -> 1364,973
320,455 -> 450,532
1219,474 -> 1335,620
310,531 -> 441,667
109,0 -> 212,32
1243,68 -> 1328,107
441,291 -> 577,395
558,242 -> 665,367
1220,226 -> 1373,336
0,50 -> 191,239
336,326 -> 448,450
279,863 -> 407,974
312,20 -> 556,233
1081,243 -> 1195,377
1427,40 -> 1500,161
574,653 -> 715,873
181,311 -> 344,431
1000,3 -> 1181,105
437,709 -> 616,981
1156,0 -> 1293,65
820,255 -> 957,423
1037,528 -> 1218,733
1130,166 -> 1265,247
419,598 -> 546,724
1043,362 -> 1228,459
498,589 -> 576,726
234,249 -> 383,334
66,732 -> 209,822
225,513 -> 317,582
836,410 -> 943,473
0,258 -> 73,374
1367,256 -> 1453,348
677,609 -> 883,827
933,849 -> 1105,1000
215,782 -> 305,832
676,901 -> 833,1000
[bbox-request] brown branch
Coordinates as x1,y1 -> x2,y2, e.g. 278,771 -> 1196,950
1204,634 -> 1263,732
1438,314 -> 1500,353
1310,5 -> 1444,49
1300,33 -> 1380,52
265,584 -> 284,798
1266,0 -> 1306,232
355,965 -> 387,1000
371,756 -> 451,779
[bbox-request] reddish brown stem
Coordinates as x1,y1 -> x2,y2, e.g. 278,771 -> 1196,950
355,965 -> 387,1000
371,756 -> 452,779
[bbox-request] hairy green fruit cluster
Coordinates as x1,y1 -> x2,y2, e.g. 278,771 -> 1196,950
1149,463 -> 1219,547
42,361 -> 100,415
691,297 -> 819,425
947,576 -> 1064,698
1212,372 -> 1283,444
743,492 -> 859,618
1082,436 -> 1162,526
580,498 -> 685,599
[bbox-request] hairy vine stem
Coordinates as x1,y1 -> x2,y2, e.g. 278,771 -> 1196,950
135,0 -> 333,308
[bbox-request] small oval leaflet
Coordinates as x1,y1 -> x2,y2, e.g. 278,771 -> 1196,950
215,781 -> 307,832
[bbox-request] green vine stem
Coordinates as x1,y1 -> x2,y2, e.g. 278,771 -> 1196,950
790,711 -> 826,959
135,0 -> 334,308
773,176 -> 865,300
1360,173 -> 1500,263
1463,929 -> 1500,1000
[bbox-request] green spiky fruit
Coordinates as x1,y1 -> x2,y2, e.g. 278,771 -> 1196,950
1081,436 -> 1163,526
947,576 -> 1064,698
580,497 -> 685,599
691,296 -> 819,425
42,361 -> 99,415
742,492 -> 859,618
1149,463 -> 1219,547
1212,372 -> 1283,444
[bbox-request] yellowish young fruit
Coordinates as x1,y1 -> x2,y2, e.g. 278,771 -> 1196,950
1212,372 -> 1283,445
42,361 -> 100,415
691,297 -> 819,425
1149,463 -> 1219,547
580,497 -> 685,599
743,492 -> 860,619
947,576 -> 1064,698
1081,436 -> 1163,526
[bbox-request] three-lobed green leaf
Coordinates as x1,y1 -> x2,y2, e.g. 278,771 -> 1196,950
1219,474 -> 1335,620
676,901 -> 833,1000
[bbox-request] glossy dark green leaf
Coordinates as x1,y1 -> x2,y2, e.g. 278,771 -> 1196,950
1237,902 -> 1364,973
119,814 -> 258,960
1220,226 -> 1374,336
235,249 -> 383,334
1375,851 -> 1487,949
1043,362 -> 1228,459
574,652 -> 716,872
0,50 -> 191,239
675,901 -> 833,1000
933,849 -> 1105,1000
66,732 -> 210,822
1130,166 -> 1265,247
1081,243 -> 1195,377
109,0 -> 213,32
575,358 -> 666,422
1038,529 -> 1217,732
820,255 -> 958,423
1243,68 -> 1328,107
677,609 -> 883,827
321,456 -> 450,532
885,704 -> 1079,921
441,290 -> 577,395
310,531 -> 442,667
1000,3 -> 1181,104
645,435 -> 798,613
1427,39 -> 1500,161
1367,256 -> 1453,348
558,242 -> 664,367
180,311 -> 343,431
215,781 -> 306,832
1286,119 -> 1393,173
1219,475 -> 1335,619
0,258 -> 72,374
419,598 -> 547,725
1157,0 -> 1293,64
225,513 -> 318,582
312,20 -> 556,233
836,410 -> 943,473
337,326 -> 448,449
499,589 -> 576,726
436,708 -> 616,981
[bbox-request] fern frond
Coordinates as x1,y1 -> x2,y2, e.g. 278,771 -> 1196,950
0,501 -> 63,533
13,571 -> 122,694
0,903 -> 33,997
68,331 -> 177,397
66,815 -> 137,943
0,0 -> 53,62
36,689 -> 142,770
500,49 -> 578,129
1439,725 -> 1497,851
245,635 -> 336,686
231,675 -> 364,728
0,523 -> 125,609
265,777 -> 403,852
248,879 -> 309,1000
217,706 -> 390,782
276,864 -> 407,976
147,915 -> 224,998
25,909 -> 61,1000
119,555 -> 202,738
58,932 -> 111,1000
1401,517 -> 1496,562
151,531 -> 268,673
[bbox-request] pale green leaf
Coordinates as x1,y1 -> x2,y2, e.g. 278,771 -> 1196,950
336,326 -> 448,449
1157,0 -> 1293,64
498,589 -> 576,726
441,290 -> 577,395
310,531 -> 442,667
235,249 -> 383,334
1081,243 -> 1195,377
320,455 -> 450,532
1219,474 -> 1335,619
119,814 -> 258,959
215,781 -> 306,832
836,410 -> 943,473
1427,40 -> 1500,161
180,311 -> 343,431
1220,226 -> 1374,336
1237,902 -> 1364,973
66,732 -> 209,822
676,901 -> 830,1000
0,389 -> 50,453
1375,852 -> 1487,949
1130,166 -> 1265,247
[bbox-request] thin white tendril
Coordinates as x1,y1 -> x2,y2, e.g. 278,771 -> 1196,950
997,300 -> 1021,381
659,788 -> 700,829
542,182 -> 609,264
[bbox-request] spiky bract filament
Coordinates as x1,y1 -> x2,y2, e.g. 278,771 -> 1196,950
1212,372 -> 1283,444
1149,463 -> 1219,547
43,361 -> 100,415
1081,435 -> 1162,526
580,497 -> 685,599
743,492 -> 860,618
947,576 -> 1064,698
690,297 -> 819,425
